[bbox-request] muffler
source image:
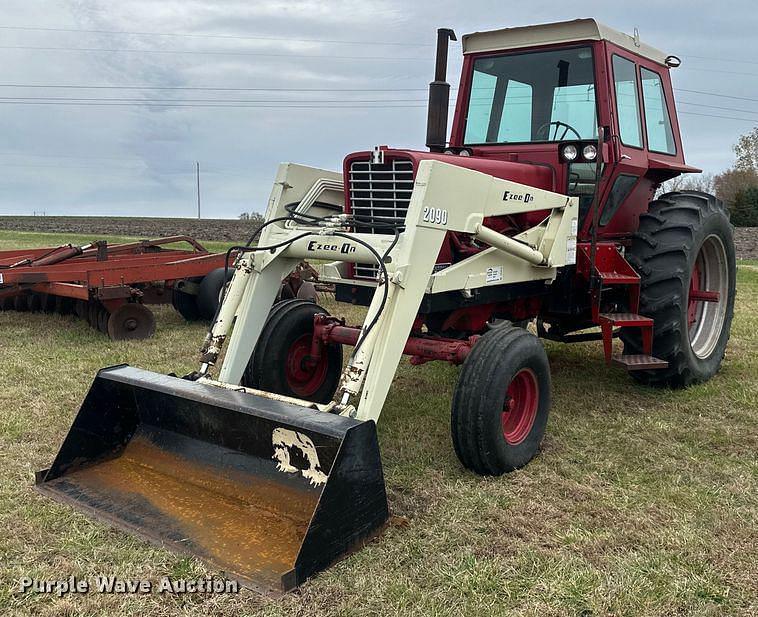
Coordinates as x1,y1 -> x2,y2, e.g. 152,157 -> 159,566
35,365 -> 389,593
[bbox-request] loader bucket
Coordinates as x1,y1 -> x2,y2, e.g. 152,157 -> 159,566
35,365 -> 389,593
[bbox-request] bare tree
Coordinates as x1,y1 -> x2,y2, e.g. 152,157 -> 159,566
684,172 -> 715,193
714,168 -> 758,206
734,127 -> 758,172
656,172 -> 714,197
657,175 -> 685,196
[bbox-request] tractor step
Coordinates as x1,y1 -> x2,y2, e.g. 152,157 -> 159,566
598,312 -> 653,327
612,354 -> 669,371
598,313 -> 658,366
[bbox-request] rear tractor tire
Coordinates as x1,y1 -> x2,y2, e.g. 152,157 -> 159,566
242,299 -> 342,404
451,325 -> 551,475
621,191 -> 736,388
197,268 -> 233,321
172,277 -> 203,322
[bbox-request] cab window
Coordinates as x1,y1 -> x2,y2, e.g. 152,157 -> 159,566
464,46 -> 597,144
641,67 -> 676,154
612,55 -> 643,148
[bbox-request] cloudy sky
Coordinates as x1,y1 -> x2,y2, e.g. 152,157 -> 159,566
1,0 -> 756,219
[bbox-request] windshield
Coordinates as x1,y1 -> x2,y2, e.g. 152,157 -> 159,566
464,46 -> 597,145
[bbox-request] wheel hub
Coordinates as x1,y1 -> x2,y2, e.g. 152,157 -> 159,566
285,334 -> 328,398
501,368 -> 539,445
688,235 -> 728,359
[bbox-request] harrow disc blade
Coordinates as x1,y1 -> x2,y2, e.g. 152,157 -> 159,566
107,304 -> 156,340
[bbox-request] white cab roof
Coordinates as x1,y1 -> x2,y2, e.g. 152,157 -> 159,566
462,18 -> 670,67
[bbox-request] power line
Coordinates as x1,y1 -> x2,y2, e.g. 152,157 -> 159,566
678,110 -> 758,123
0,44 -> 433,61
0,83 -> 432,92
682,66 -> 758,78
0,82 -> 756,105
675,88 -> 758,103
0,95 -> 431,104
0,94 -> 750,113
686,54 -> 758,66
0,98 -> 755,123
0,93 -> 756,117
677,99 -> 758,115
0,25 -> 747,71
0,100 -> 430,109
0,44 -> 744,75
0,24 -> 436,47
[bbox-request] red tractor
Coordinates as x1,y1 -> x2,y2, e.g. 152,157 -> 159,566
38,19 -> 736,591
323,18 -> 736,470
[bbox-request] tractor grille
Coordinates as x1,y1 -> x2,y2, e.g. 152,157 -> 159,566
348,158 -> 414,279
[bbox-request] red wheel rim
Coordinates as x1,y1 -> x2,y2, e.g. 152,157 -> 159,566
501,368 -> 539,445
285,334 -> 328,398
687,261 -> 702,328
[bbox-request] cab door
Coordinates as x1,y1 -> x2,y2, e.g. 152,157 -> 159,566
589,44 -> 655,238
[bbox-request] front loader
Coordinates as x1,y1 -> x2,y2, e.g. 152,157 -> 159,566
36,18 -> 736,592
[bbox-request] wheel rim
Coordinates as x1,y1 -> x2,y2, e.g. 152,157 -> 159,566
285,334 -> 328,398
688,234 -> 729,359
501,368 -> 539,445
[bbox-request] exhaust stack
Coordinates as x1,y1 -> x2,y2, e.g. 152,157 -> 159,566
425,27 -> 457,151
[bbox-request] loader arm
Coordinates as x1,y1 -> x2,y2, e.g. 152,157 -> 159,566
36,159 -> 577,594
203,160 -> 578,423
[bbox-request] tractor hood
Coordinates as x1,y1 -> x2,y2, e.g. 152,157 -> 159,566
343,148 -> 553,192
343,148 -> 554,231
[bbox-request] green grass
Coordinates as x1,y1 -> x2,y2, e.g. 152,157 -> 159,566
0,231 -> 756,616
0,229 -> 235,254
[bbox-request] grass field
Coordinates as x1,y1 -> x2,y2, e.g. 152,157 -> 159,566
0,229 -> 236,255
0,230 -> 756,616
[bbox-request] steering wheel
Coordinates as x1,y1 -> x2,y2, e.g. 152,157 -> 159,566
535,120 -> 582,141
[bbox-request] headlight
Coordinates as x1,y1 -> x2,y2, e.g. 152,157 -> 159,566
582,144 -> 598,161
562,144 -> 578,161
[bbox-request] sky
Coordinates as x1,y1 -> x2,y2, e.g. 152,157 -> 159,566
0,0 -> 756,219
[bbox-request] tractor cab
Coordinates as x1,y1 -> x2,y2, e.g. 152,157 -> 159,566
443,19 -> 700,239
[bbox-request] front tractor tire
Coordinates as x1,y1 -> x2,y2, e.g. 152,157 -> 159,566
452,325 -> 551,475
622,191 -> 736,387
242,299 -> 342,403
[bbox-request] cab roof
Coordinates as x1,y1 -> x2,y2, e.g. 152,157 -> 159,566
462,18 -> 670,67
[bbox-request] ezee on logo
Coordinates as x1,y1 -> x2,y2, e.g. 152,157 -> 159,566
306,240 -> 356,254
503,190 -> 534,204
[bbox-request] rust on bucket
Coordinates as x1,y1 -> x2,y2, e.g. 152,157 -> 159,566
41,433 -> 319,588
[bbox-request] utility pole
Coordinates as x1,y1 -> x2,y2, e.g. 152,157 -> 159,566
196,161 -> 201,219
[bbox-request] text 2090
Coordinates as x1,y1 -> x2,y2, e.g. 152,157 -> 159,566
422,207 -> 448,225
